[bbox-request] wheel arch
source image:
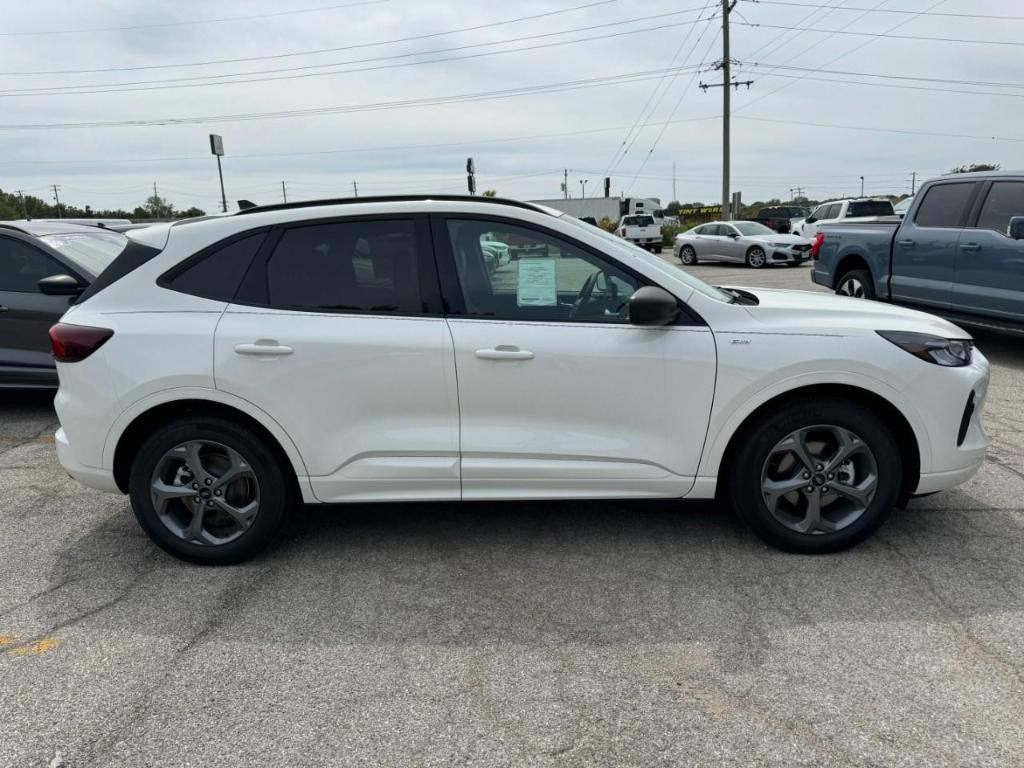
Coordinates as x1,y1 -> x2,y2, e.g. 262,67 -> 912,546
833,253 -> 871,289
110,395 -> 308,500
713,384 -> 921,507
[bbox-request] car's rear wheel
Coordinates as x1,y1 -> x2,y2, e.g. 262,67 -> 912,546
679,245 -> 698,265
746,246 -> 767,268
129,417 -> 288,565
836,268 -> 875,299
729,399 -> 901,553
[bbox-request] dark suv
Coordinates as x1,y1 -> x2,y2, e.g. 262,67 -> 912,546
752,206 -> 810,234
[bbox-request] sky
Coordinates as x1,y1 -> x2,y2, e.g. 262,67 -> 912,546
0,0 -> 1022,214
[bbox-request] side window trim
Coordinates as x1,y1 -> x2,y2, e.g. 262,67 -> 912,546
230,213 -> 443,317
428,213 -> 704,326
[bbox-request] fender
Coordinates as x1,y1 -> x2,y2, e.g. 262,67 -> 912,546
100,386 -> 314,497
696,367 -> 934,479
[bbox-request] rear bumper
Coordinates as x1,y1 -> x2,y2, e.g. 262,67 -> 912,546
55,426 -> 119,493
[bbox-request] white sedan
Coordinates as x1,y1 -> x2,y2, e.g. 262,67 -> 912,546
50,196 -> 988,563
674,220 -> 813,267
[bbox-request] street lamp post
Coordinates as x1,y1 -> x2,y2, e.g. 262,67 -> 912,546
860,176 -> 865,197
580,179 -> 589,199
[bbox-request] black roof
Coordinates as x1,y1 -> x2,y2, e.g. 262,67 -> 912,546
235,194 -> 553,216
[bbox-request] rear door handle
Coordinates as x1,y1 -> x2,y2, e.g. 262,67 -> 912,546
475,346 -> 534,361
960,242 -> 981,252
897,239 -> 916,248
234,340 -> 293,356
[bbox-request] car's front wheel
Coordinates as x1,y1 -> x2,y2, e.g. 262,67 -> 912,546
729,399 -> 901,553
746,246 -> 767,268
129,417 -> 288,565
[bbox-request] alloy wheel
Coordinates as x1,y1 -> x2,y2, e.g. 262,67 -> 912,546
838,276 -> 866,298
747,247 -> 766,268
150,440 -> 260,546
760,424 -> 878,535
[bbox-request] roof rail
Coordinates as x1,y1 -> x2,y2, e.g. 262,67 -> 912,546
234,194 -> 552,216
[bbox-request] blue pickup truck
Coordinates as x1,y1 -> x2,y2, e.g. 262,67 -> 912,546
811,171 -> 1024,332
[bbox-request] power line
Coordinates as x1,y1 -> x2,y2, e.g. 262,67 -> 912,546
0,12 -> 721,97
747,63 -> 1024,90
742,0 -> 847,64
0,66 -> 712,131
734,21 -> 1024,48
747,1 -> 1024,21
0,0 -> 392,37
736,69 -> 1024,99
604,2 -> 715,175
734,115 -> 1024,143
2,1 -> 619,75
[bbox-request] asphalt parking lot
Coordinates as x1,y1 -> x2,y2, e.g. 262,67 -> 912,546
2,261 -> 1023,768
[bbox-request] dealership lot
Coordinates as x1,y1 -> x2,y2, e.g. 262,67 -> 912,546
2,262 -> 1023,767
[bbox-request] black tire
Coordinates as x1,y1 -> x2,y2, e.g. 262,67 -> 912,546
679,245 -> 698,265
653,245 -> 663,254
728,398 -> 901,554
835,268 -> 875,300
745,246 -> 768,268
129,417 -> 289,565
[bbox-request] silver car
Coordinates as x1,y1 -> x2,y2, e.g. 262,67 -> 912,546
674,221 -> 813,268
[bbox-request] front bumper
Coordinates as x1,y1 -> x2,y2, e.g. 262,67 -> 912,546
769,248 -> 811,264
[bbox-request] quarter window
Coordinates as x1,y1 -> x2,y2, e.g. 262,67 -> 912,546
266,219 -> 421,314
0,237 -> 65,293
445,219 -> 642,323
975,181 -> 1024,235
167,232 -> 266,302
914,183 -> 975,228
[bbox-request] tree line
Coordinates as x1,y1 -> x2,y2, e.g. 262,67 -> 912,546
0,189 -> 205,221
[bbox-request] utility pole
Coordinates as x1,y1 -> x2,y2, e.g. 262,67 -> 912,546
563,168 -> 569,200
281,181 -> 288,202
860,176 -> 865,197
352,181 -> 358,197
672,161 -> 677,202
51,184 -> 62,218
911,171 -> 917,195
579,179 -> 588,199
699,0 -> 752,221
15,190 -> 28,218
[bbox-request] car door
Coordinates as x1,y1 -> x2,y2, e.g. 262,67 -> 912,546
0,234 -> 80,387
717,224 -> 744,261
699,224 -> 729,259
891,181 -> 978,311
953,179 -> 1024,322
434,214 -> 717,500
690,224 -> 714,257
213,215 -> 461,502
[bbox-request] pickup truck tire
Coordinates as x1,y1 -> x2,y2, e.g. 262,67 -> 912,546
729,398 -> 900,554
679,245 -> 698,265
745,246 -> 767,269
836,268 -> 875,300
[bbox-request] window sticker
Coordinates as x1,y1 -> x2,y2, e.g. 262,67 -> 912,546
516,259 -> 557,307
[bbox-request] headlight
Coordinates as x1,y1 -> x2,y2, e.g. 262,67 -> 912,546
877,331 -> 973,366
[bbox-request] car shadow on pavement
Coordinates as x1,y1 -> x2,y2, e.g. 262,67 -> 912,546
37,489 -> 1024,650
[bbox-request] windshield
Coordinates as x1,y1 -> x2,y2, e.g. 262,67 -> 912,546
732,221 -> 776,236
893,197 -> 913,213
559,214 -> 731,303
39,230 -> 128,275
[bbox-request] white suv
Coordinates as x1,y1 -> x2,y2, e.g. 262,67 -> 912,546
50,196 -> 989,564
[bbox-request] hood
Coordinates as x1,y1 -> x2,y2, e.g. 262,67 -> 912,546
724,286 -> 971,338
748,233 -> 809,245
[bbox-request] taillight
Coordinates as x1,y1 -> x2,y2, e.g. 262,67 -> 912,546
811,232 -> 825,259
49,323 -> 113,363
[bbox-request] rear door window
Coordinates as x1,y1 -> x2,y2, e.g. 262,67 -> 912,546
265,219 -> 422,314
975,181 -> 1024,234
848,200 -> 895,217
914,183 -> 976,228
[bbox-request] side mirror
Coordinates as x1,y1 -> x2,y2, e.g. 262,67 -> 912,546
38,274 -> 85,296
1008,216 -> 1024,240
628,286 -> 680,327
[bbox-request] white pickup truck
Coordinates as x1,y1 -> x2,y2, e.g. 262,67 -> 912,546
794,198 -> 896,240
617,214 -> 662,252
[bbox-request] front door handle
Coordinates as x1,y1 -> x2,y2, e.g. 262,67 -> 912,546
0,305 -> 8,313
475,345 -> 534,361
897,239 -> 916,248
960,242 -> 981,253
234,340 -> 293,356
